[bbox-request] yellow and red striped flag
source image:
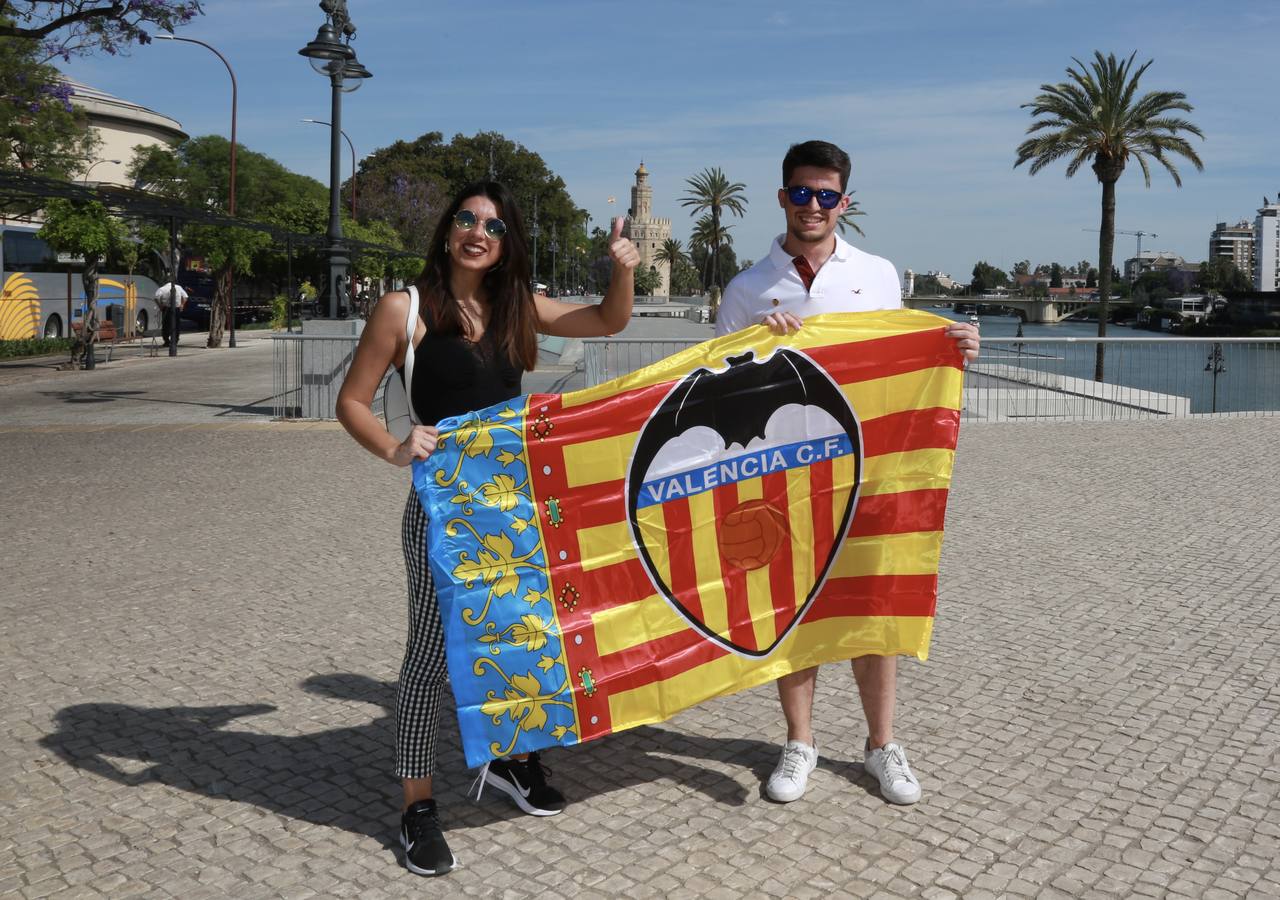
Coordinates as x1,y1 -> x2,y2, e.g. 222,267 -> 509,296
415,309 -> 963,766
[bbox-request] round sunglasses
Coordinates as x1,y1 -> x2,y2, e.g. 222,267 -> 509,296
452,208 -> 507,240
784,185 -> 844,210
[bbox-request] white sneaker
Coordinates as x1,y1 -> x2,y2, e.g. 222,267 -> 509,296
765,740 -> 818,802
863,741 -> 922,805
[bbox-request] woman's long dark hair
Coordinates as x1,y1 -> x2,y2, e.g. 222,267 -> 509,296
417,181 -> 538,371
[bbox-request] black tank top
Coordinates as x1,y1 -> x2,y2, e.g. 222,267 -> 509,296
399,302 -> 524,425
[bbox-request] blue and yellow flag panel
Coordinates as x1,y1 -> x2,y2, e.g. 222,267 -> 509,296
415,309 -> 964,767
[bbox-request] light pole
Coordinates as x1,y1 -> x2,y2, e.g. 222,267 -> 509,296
80,159 -> 122,183
301,118 -> 357,218
299,0 -> 371,319
156,32 -> 239,347
530,194 -> 540,286
550,224 -> 558,296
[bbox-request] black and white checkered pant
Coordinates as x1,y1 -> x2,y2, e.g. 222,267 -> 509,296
396,490 -> 449,778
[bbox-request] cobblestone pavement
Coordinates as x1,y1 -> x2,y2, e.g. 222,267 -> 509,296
1,387 -> 1278,895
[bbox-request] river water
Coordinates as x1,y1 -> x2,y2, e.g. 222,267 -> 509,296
934,309 -> 1280,414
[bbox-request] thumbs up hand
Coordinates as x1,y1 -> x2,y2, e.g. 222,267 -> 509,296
608,217 -> 640,271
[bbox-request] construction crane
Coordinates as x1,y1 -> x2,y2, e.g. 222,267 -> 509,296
1082,227 -> 1158,281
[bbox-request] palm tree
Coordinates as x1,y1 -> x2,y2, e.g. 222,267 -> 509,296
691,214 -> 734,291
680,167 -> 747,290
1015,51 -> 1203,380
654,238 -> 686,296
837,191 -> 867,238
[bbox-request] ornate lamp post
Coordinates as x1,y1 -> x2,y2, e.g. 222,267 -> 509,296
299,0 -> 371,319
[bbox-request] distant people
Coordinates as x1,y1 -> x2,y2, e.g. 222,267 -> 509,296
336,181 -> 639,877
716,140 -> 979,807
153,282 -> 187,347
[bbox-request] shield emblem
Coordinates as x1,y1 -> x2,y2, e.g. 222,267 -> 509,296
626,348 -> 862,657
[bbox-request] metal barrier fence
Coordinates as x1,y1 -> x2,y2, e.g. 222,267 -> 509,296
583,336 -> 1280,421
272,333 -> 386,421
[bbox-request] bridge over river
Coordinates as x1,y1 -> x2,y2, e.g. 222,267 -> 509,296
905,294 -> 1095,323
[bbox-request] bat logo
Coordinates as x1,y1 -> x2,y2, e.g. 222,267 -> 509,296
625,348 -> 862,657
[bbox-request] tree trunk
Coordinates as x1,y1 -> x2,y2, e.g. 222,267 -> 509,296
80,261 -> 99,370
711,209 -> 721,291
1094,177 -> 1118,380
207,265 -> 232,347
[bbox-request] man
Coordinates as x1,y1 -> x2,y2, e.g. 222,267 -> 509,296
716,140 -> 979,806
153,281 -> 188,348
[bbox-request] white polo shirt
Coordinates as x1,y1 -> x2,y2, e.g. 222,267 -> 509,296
715,233 -> 901,337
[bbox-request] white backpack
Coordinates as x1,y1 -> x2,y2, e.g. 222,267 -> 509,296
382,285 -> 421,442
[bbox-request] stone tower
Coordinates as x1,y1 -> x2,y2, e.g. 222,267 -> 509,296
622,162 -> 673,296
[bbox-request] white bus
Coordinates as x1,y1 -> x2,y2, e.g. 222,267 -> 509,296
0,222 -> 164,341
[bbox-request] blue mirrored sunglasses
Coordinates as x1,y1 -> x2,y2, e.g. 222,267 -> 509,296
784,185 -> 843,210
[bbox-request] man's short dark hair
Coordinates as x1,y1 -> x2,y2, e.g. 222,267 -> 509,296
783,141 -> 851,192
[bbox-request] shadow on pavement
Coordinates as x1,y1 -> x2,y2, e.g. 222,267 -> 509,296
37,388 -> 275,417
40,673 -> 883,853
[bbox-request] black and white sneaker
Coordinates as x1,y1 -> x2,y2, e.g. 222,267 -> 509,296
400,799 -> 456,876
483,752 -> 567,816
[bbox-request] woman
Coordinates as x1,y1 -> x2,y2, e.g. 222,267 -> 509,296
337,181 -> 639,877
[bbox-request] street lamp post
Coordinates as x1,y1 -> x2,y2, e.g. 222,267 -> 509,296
299,0 -> 371,319
530,194 -> 540,285
550,224 -> 558,296
301,118 -> 357,218
156,32 -> 239,347
80,159 -> 122,183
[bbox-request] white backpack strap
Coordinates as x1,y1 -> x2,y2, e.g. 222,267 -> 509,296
404,286 -> 421,425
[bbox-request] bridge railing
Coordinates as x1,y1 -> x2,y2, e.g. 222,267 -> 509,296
965,337 -> 1280,420
582,335 -> 1280,421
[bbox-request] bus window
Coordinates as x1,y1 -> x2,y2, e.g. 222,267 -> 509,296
2,230 -> 63,273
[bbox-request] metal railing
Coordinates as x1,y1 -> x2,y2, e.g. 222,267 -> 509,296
272,333 -> 382,421
583,337 -> 703,387
967,337 -> 1279,420
582,336 -> 1280,421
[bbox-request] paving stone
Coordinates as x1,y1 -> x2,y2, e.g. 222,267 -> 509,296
1,371 -> 1277,897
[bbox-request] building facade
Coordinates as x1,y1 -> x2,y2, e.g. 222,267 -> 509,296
1255,200 -> 1280,292
1209,220 -> 1254,280
67,79 -> 188,187
621,163 -> 672,296
1124,251 -> 1185,283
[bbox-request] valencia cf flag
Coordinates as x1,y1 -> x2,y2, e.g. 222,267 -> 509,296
414,309 -> 964,767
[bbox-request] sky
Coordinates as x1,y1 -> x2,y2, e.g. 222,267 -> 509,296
62,0 -> 1280,281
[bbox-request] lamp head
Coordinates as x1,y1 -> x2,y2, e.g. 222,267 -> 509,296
298,21 -> 353,64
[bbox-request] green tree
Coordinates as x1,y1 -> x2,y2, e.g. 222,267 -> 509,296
1198,257 -> 1251,294
356,131 -> 585,280
836,192 -> 866,238
654,238 -> 686,294
0,28 -> 97,184
680,167 -> 747,291
689,230 -> 739,296
970,261 -> 1009,295
1015,51 -> 1204,379
1013,260 -> 1031,276
131,135 -> 327,345
38,199 -> 124,367
1086,267 -> 1098,288
634,265 -> 660,297
0,2 -> 202,55
1050,262 -> 1063,288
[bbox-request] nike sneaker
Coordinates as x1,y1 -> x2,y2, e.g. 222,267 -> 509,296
483,752 -> 567,816
400,799 -> 456,876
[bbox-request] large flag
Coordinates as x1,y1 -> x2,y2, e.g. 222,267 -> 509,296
414,309 -> 963,767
